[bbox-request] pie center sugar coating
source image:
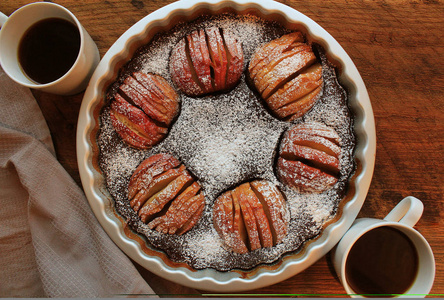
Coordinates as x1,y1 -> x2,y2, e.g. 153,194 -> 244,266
97,14 -> 356,271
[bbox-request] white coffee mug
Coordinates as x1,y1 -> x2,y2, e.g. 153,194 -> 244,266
0,2 -> 100,95
333,196 -> 435,298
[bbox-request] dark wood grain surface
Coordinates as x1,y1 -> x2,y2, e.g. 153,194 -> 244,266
2,0 -> 443,297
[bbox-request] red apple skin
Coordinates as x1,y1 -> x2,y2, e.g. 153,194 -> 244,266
169,27 -> 244,96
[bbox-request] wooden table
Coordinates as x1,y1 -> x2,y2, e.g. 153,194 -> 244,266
2,0 -> 443,297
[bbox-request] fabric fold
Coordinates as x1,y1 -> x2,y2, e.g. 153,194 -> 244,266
0,67 -> 155,297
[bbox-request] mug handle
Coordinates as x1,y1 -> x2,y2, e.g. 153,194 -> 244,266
383,196 -> 424,227
0,12 -> 8,28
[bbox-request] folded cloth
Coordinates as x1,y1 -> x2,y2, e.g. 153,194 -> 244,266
0,67 -> 156,297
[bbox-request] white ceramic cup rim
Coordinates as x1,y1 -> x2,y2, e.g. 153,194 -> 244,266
340,221 -> 435,297
0,2 -> 86,88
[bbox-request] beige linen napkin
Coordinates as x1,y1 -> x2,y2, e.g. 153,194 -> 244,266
0,67 -> 156,297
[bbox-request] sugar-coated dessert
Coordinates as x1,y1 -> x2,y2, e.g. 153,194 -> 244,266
128,153 -> 205,234
98,14 -> 356,271
213,180 -> 289,254
170,27 -> 244,96
109,72 -> 179,149
277,122 -> 341,193
249,32 -> 323,121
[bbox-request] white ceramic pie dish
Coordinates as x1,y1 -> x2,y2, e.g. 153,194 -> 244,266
77,0 -> 376,292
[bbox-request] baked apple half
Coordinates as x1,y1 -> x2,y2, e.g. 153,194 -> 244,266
213,180 -> 289,254
128,153 -> 205,235
169,27 -> 244,96
249,32 -> 323,121
109,72 -> 179,149
277,122 -> 341,193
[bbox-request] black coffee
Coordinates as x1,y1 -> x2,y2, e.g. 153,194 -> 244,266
345,226 -> 419,297
18,18 -> 81,84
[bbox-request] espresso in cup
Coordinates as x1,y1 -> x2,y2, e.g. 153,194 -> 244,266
345,226 -> 419,296
18,17 -> 81,84
0,2 -> 99,95
333,196 -> 435,298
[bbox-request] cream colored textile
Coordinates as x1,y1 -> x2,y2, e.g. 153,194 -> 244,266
0,67 -> 156,297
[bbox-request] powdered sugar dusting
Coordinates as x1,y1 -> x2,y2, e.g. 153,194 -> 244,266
97,14 -> 356,271
159,82 -> 283,201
